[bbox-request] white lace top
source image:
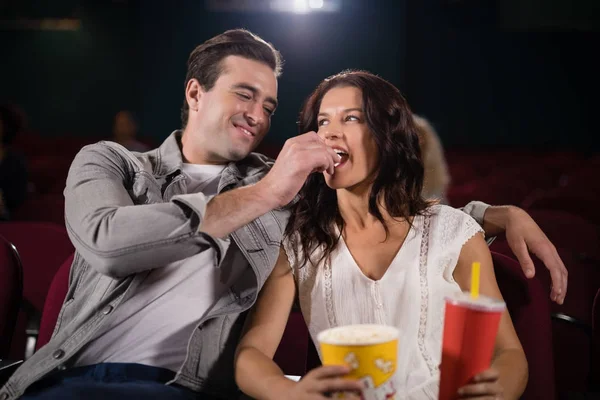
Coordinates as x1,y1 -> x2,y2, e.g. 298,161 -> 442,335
283,205 -> 484,399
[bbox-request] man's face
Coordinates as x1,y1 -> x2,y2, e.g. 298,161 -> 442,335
185,56 -> 278,164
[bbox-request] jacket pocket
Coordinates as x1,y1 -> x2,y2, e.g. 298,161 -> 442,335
129,172 -> 163,205
251,210 -> 286,247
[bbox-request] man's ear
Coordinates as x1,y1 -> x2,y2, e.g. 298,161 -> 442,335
185,78 -> 204,112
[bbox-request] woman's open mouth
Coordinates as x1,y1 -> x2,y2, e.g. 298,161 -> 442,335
334,149 -> 349,168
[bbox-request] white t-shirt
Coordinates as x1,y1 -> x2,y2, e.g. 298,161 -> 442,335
181,163 -> 225,195
284,205 -> 484,399
73,162 -> 249,372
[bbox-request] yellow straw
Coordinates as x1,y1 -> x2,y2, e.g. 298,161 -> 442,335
471,262 -> 481,299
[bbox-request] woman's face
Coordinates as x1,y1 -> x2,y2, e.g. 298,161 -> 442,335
316,86 -> 379,191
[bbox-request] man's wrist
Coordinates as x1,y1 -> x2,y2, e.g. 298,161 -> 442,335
253,176 -> 284,210
483,205 -> 521,236
463,200 -> 491,227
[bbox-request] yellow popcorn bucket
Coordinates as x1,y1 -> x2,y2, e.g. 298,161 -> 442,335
317,324 -> 398,400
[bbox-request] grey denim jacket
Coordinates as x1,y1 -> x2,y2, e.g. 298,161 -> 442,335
0,131 -> 290,400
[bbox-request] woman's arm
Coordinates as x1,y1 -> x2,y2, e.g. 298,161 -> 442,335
452,232 -> 529,400
235,247 -> 298,399
235,247 -> 363,400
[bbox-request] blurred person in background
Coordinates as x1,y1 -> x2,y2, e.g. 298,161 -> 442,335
414,114 -> 451,204
112,110 -> 150,152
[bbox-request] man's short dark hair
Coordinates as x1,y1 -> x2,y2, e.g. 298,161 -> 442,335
180,29 -> 283,128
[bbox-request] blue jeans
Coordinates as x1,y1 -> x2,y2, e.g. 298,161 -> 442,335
21,363 -> 213,399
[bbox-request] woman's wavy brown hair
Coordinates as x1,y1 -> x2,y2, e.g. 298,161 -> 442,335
284,70 -> 431,268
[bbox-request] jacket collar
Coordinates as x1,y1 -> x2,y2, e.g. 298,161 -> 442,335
153,130 -> 273,185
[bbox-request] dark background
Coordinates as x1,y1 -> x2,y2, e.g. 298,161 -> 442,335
1,0 -> 598,149
1,2 -> 599,397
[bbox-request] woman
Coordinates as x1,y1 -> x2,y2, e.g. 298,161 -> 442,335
234,71 -> 528,399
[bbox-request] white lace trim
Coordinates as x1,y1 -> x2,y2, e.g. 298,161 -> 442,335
323,255 -> 338,327
438,206 -> 483,257
282,235 -> 300,273
458,216 -> 484,249
418,213 -> 437,376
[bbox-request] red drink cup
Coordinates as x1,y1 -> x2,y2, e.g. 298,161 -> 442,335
438,291 -> 506,400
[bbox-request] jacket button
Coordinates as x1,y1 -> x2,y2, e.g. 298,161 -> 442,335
53,349 -> 65,359
102,305 -> 113,315
1,393 -> 9,400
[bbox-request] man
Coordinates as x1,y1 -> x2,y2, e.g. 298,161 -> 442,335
1,29 -> 566,400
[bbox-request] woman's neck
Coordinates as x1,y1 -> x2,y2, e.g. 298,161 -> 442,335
336,183 -> 414,236
337,185 -> 391,231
